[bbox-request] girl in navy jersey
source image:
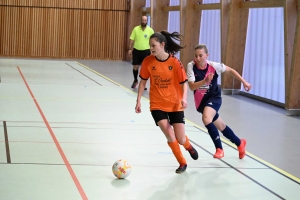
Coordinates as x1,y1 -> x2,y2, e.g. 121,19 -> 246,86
186,44 -> 252,159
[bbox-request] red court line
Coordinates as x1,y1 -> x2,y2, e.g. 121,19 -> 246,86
17,67 -> 88,200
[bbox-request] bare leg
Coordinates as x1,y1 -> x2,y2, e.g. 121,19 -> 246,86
173,123 -> 199,160
157,119 -> 176,142
133,65 -> 139,71
157,120 -> 187,169
213,117 -> 226,131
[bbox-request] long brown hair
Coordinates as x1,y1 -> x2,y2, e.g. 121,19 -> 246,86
150,31 -> 185,55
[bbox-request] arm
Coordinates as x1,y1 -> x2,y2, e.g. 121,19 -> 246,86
181,81 -> 188,108
135,79 -> 147,113
188,77 -> 211,91
128,39 -> 134,56
188,72 -> 214,91
225,66 -> 252,92
186,62 -> 214,91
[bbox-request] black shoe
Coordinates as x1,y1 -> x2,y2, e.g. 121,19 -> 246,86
131,81 -> 138,88
175,164 -> 187,174
144,87 -> 147,90
187,145 -> 198,160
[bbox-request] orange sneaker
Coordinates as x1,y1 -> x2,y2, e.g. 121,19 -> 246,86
238,139 -> 247,159
213,148 -> 224,159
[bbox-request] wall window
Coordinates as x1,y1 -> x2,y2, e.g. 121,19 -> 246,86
243,8 -> 285,103
199,10 -> 221,84
168,11 -> 180,59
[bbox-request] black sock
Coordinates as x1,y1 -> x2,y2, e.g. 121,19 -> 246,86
221,125 -> 241,146
133,69 -> 138,82
205,122 -> 222,149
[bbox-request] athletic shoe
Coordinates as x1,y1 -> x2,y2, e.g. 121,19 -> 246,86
213,148 -> 224,159
175,164 -> 187,174
187,145 -> 198,160
238,139 -> 246,159
131,81 -> 138,88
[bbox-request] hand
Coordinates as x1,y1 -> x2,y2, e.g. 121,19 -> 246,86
243,81 -> 252,92
128,49 -> 132,56
135,101 -> 141,113
181,99 -> 188,109
205,73 -> 214,82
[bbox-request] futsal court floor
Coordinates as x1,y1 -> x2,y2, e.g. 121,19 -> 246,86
0,58 -> 300,200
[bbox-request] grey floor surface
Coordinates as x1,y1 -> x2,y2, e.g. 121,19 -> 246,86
78,59 -> 300,179
0,58 -> 299,200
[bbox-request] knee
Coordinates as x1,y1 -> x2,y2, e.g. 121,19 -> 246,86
213,117 -> 226,131
133,65 -> 139,70
160,123 -> 176,141
212,113 -> 219,122
202,115 -> 212,125
218,123 -> 226,131
165,132 -> 175,140
177,137 -> 186,145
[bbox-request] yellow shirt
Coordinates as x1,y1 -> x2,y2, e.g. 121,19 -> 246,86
130,26 -> 154,50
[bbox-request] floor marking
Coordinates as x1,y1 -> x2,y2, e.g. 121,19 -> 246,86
66,63 -> 102,86
76,62 -> 121,87
0,140 -> 168,146
0,96 -> 135,102
190,139 -> 285,199
0,162 -> 269,169
76,62 -> 149,101
0,120 -> 153,126
17,66 -> 88,200
3,121 -> 11,163
192,126 -> 300,184
76,61 -> 300,184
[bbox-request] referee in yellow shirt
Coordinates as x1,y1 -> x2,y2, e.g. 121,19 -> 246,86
128,16 -> 154,89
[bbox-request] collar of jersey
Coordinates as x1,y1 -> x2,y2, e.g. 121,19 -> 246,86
155,54 -> 170,62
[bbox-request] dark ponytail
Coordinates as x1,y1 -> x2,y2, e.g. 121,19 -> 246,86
150,30 -> 185,55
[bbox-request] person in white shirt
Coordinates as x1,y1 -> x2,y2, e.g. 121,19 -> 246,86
186,44 -> 252,159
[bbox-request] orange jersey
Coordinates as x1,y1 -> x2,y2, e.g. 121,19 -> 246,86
139,54 -> 187,112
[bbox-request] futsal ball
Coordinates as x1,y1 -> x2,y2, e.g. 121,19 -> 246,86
112,159 -> 132,179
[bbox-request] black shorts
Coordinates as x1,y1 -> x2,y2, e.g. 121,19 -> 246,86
132,48 -> 151,65
151,110 -> 185,126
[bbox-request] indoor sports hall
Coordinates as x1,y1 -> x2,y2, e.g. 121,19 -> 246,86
0,0 -> 300,200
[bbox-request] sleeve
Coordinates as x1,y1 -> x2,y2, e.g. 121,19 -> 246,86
129,27 -> 135,40
186,62 -> 195,82
208,61 -> 226,75
150,27 -> 154,35
139,58 -> 150,80
175,59 -> 187,84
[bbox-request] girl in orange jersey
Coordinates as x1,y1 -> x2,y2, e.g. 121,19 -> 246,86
135,31 -> 198,174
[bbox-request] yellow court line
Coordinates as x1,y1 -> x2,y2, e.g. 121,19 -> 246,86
0,96 -> 135,102
185,119 -> 300,183
76,61 -> 300,184
76,62 -> 148,101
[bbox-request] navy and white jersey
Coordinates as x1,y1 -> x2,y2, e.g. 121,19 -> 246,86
186,60 -> 226,112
